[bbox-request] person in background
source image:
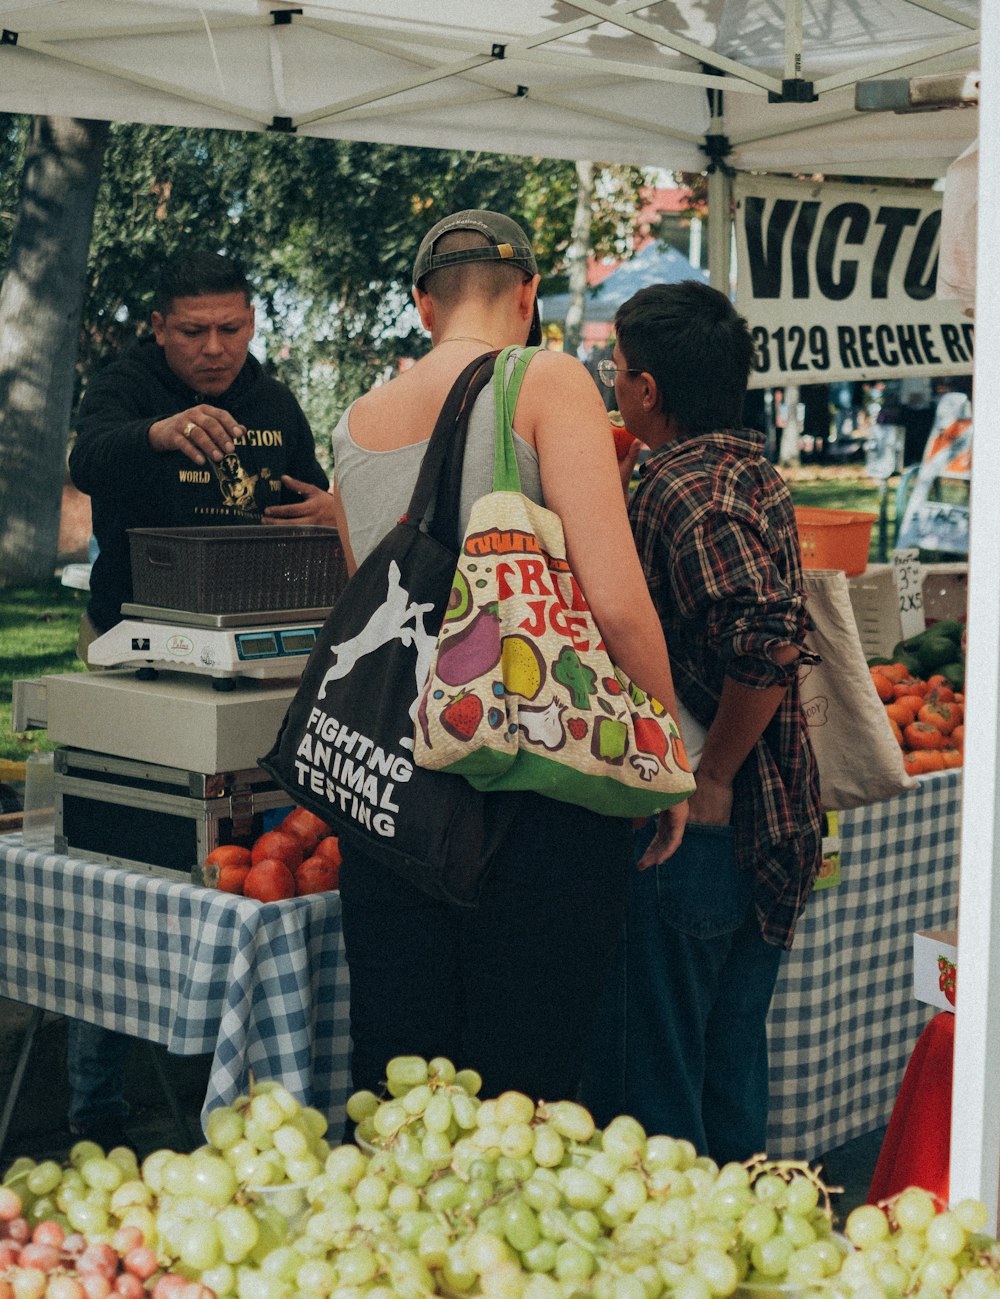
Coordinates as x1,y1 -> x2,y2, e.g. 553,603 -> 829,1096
329,209 -> 687,1104
581,280 -> 822,1163
66,251 -> 334,1149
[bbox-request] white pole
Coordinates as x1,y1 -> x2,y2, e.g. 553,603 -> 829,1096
949,5 -> 1000,1226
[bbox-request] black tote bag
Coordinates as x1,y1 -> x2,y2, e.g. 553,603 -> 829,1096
260,353 -> 519,906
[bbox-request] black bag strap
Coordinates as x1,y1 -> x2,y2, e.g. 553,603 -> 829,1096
405,351 -> 497,549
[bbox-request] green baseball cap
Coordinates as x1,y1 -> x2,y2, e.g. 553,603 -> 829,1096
413,209 -> 542,346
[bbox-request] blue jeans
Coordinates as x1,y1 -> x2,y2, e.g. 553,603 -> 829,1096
580,822 -> 783,1165
66,1021 -> 130,1125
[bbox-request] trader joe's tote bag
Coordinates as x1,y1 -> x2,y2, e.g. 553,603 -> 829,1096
261,352 -> 520,907
412,347 -> 695,819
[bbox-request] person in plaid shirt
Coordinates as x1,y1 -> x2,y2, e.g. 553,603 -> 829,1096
581,280 -> 823,1163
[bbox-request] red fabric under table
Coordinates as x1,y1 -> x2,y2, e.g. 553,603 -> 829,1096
868,1011 -> 954,1205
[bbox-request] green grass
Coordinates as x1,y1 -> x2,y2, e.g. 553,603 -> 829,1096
1,581 -> 87,762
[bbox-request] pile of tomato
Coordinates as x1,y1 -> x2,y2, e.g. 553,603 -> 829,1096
202,806 -> 340,902
869,661 -> 964,776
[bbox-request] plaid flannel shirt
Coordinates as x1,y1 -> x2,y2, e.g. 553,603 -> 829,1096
630,428 -> 823,948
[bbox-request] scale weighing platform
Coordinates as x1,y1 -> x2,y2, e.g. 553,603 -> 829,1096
87,602 -> 330,687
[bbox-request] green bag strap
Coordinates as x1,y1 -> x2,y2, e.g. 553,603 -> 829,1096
493,344 -> 543,492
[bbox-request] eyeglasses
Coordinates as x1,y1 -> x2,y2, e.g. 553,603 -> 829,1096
597,358 -> 640,388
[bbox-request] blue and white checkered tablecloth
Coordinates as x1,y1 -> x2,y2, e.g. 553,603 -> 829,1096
766,768 -> 962,1160
0,834 -> 352,1136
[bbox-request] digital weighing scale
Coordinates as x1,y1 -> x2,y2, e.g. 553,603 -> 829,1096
86,602 -> 331,688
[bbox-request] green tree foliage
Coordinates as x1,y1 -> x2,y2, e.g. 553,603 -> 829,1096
1,114 -> 645,454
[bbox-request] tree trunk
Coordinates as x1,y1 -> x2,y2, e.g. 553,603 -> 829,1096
561,161 -> 594,359
0,116 -> 109,587
779,383 -> 802,468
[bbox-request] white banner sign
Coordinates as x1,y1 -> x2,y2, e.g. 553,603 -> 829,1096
734,175 -> 975,388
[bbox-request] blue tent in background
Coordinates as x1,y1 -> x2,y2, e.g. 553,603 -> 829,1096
540,242 -> 707,324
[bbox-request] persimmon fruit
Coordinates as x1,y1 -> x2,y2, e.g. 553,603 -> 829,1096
244,857 -> 297,903
250,829 -> 305,871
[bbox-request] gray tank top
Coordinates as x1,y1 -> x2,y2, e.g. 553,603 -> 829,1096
331,352 -> 544,568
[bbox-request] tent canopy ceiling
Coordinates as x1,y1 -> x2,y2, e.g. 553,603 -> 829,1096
0,0 -> 979,179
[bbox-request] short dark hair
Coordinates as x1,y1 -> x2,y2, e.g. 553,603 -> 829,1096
614,281 -> 756,434
153,252 -> 252,316
422,231 -> 528,309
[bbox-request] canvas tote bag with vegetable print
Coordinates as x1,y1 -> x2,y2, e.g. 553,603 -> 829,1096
412,346 -> 696,819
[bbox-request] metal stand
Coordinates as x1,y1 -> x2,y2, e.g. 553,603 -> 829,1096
0,1010 -> 199,1160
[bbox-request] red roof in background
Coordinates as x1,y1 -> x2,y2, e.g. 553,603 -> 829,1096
588,185 -> 694,285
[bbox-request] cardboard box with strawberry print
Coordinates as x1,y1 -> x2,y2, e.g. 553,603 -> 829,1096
913,928 -> 958,1012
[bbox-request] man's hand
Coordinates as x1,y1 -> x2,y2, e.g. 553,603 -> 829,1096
685,769 -> 734,827
148,406 -> 244,464
636,802 -> 689,869
264,475 -> 337,526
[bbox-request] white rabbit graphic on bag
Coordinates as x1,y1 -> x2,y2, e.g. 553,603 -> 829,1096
317,560 -> 436,748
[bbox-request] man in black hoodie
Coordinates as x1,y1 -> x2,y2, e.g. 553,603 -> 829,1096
70,251 -> 333,641
65,251 -> 333,1148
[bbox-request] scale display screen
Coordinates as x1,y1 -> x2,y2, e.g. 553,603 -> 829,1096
280,628 -> 318,654
234,626 -> 319,660
236,632 -> 280,660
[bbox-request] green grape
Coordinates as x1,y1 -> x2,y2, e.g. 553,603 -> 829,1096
752,1174 -> 787,1206
644,1136 -> 684,1170
386,1055 -> 430,1091
673,1273 -> 713,1299
499,1122 -> 535,1160
532,1126 -> 565,1170
785,1177 -> 821,1215
523,1273 -> 564,1299
452,1093 -> 481,1131
474,1122 -> 504,1152
455,1068 -> 484,1096
424,1173 -> 467,1214
555,1239 -> 596,1282
498,1155 -> 536,1184
418,1222 -> 453,1269
24,1161 -> 62,1196
272,1123 -> 309,1161
294,1258 -> 338,1296
345,1089 -> 380,1124
954,1199 -> 992,1233
845,1204 -> 891,1249
400,1082 -> 433,1117
927,1211 -> 968,1258
69,1139 -> 104,1168
502,1195 -> 542,1252
336,1243 -> 380,1286
780,1211 -> 818,1248
459,1177 -> 496,1217
324,1142 -> 368,1188
372,1100 -> 408,1138
284,1152 -> 323,1183
922,1257 -> 962,1290
614,1169 -> 648,1215
558,1167 -> 605,1210
894,1228 -> 927,1269
80,1156 -> 124,1192
443,1244 -> 479,1292
394,1148 -> 433,1187
248,1093 -> 286,1132
206,1106 -> 245,1152
894,1186 -> 937,1233
422,1130 -> 454,1168
571,1210 -> 603,1242
463,1229 -> 515,1274
243,1117 -> 277,1151
387,1180 -> 421,1212
751,1234 -> 795,1276
741,1203 -> 779,1245
524,1175 -> 562,1214
543,1101 -> 596,1145
496,1091 -> 537,1126
522,1238 -> 560,1273
428,1056 -> 457,1084
423,1091 -> 454,1134
66,1197 -> 109,1236
354,1172 -> 390,1209
190,1151 -> 239,1205
177,1219 -> 223,1271
396,1208 -> 437,1248
872,1257 -> 910,1293
692,1246 -> 740,1296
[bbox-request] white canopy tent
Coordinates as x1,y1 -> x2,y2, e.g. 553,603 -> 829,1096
0,0 -> 996,1218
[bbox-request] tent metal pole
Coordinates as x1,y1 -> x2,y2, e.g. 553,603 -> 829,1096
949,0 -> 1000,1228
707,166 -> 732,294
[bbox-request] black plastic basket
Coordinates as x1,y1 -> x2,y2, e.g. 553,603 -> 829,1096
128,525 -> 348,614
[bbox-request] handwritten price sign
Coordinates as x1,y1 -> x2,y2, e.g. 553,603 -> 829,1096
893,548 -> 925,641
